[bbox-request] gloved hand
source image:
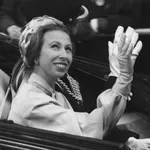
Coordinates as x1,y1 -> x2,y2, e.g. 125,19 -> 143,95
126,137 -> 150,150
108,26 -> 142,78
108,26 -> 123,77
117,27 -> 142,84
110,26 -> 143,97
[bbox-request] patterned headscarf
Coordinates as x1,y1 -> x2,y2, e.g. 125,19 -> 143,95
19,15 -> 65,64
14,15 -> 83,110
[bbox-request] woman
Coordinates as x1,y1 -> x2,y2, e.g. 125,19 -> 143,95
8,15 -> 142,139
0,0 -> 89,75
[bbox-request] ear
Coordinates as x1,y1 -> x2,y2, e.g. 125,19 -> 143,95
34,59 -> 39,65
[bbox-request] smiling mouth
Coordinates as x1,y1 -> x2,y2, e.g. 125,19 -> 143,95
54,63 -> 68,70
56,64 -> 66,68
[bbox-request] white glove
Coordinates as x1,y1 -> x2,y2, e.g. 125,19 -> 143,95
117,27 -> 142,84
109,26 -> 142,78
110,26 -> 143,97
108,26 -> 124,77
127,137 -> 150,150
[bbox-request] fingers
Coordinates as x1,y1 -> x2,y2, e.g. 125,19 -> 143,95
108,40 -> 119,57
111,26 -> 124,56
112,26 -> 142,59
126,28 -> 139,56
118,33 -> 127,55
108,41 -> 113,56
113,26 -> 133,56
120,27 -> 141,57
132,40 -> 143,56
131,41 -> 143,64
125,32 -> 139,56
123,27 -> 135,56
131,32 -> 139,48
114,26 -> 124,43
125,27 -> 134,40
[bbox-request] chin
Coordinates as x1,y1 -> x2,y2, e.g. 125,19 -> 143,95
55,72 -> 66,78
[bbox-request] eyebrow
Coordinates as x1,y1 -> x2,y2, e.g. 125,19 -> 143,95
50,41 -> 73,47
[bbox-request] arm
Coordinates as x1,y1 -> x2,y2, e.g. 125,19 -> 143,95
98,26 -> 143,136
23,91 -> 131,139
8,27 -> 142,139
8,83 -> 134,139
10,89 -> 105,139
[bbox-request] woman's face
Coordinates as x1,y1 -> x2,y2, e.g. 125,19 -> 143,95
37,30 -> 73,82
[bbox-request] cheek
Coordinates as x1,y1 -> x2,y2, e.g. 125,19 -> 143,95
68,53 -> 73,65
40,53 -> 49,62
40,48 -> 53,61
39,52 -> 52,68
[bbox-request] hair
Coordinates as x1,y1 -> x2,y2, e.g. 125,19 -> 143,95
25,24 -> 75,67
12,24 -> 74,89
10,23 -> 84,111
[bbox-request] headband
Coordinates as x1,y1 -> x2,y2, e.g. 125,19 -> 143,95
19,15 -> 64,63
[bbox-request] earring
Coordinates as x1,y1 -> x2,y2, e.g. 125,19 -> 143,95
34,60 -> 39,65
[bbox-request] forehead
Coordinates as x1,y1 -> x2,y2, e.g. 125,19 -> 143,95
42,30 -> 72,45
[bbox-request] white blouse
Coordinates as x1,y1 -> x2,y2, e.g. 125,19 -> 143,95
8,73 -> 129,139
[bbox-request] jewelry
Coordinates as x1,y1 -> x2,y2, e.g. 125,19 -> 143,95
34,60 -> 39,65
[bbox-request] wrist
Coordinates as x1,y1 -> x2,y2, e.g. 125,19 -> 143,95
113,75 -> 132,98
109,72 -> 118,77
118,55 -> 133,76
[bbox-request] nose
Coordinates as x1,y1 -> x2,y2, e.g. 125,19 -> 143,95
59,48 -> 68,59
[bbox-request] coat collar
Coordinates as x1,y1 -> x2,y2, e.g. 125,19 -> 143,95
28,73 -> 55,96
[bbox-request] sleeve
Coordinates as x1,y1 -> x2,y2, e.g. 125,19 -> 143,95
26,92 -> 104,139
97,72 -> 130,136
12,68 -> 130,139
25,76 -> 128,139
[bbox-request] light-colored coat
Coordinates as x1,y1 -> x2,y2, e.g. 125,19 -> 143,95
8,73 -> 128,139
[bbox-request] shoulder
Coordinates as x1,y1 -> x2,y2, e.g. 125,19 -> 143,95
14,83 -> 55,105
16,82 -> 46,98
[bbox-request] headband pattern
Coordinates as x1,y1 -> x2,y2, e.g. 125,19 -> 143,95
17,15 -> 83,108
19,15 -> 64,63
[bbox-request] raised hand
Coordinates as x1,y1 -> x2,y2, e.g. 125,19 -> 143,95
108,26 -> 143,100
108,26 -> 142,78
117,27 -> 142,79
108,26 -> 124,77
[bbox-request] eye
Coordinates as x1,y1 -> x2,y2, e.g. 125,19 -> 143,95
65,46 -> 72,53
51,44 -> 59,50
